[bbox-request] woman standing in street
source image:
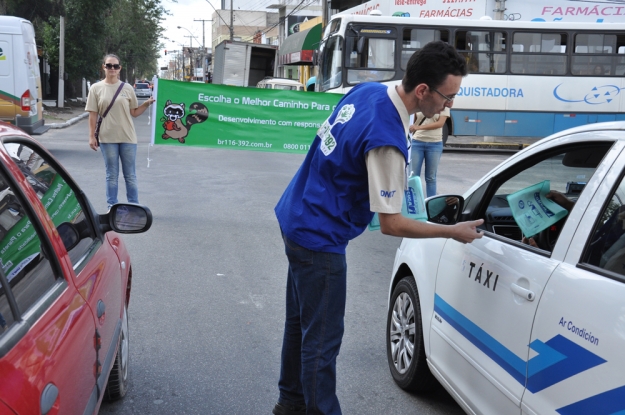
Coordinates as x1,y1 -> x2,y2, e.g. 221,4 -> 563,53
86,54 -> 154,208
409,108 -> 449,197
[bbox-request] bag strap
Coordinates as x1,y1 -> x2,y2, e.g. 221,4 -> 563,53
102,82 -> 125,119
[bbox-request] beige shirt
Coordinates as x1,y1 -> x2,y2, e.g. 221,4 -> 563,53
367,147 -> 405,214
365,84 -> 410,215
412,107 -> 450,142
86,81 -> 139,144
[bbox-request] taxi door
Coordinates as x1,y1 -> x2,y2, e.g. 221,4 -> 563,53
427,139 -> 618,415
521,141 -> 625,415
430,236 -> 558,415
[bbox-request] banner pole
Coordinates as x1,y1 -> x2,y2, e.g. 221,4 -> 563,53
148,76 -> 159,167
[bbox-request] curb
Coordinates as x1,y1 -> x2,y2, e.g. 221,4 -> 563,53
47,112 -> 89,129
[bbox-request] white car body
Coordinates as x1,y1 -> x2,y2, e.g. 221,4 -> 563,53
388,121 -> 625,415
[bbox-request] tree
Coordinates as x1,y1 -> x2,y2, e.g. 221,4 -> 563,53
103,0 -> 165,82
4,0 -> 165,97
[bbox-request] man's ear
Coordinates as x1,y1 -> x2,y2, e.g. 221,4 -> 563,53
414,83 -> 428,100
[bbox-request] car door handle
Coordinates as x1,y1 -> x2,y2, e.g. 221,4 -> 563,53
511,283 -> 535,301
41,383 -> 59,415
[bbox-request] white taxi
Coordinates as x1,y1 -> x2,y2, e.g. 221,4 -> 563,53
387,121 -> 625,415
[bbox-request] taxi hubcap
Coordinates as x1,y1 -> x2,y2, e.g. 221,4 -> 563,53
389,292 -> 415,374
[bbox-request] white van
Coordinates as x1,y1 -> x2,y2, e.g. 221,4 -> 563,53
0,16 -> 46,134
257,77 -> 305,91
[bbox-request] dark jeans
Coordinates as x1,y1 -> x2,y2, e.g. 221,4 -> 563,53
278,233 -> 347,415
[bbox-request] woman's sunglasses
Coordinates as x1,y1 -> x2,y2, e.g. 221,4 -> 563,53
104,63 -> 121,70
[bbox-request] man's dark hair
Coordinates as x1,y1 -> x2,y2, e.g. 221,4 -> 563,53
402,41 -> 467,93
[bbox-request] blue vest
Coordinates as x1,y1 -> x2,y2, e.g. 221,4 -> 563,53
275,83 -> 409,254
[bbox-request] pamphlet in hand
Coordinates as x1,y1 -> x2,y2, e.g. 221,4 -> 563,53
506,180 -> 568,238
369,175 -> 427,231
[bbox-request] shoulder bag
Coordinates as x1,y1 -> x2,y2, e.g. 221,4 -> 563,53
94,82 -> 125,145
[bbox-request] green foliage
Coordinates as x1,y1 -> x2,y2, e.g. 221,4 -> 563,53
6,0 -> 165,89
104,0 -> 165,81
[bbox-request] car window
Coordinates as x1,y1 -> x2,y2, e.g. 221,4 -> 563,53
0,169 -> 58,337
273,84 -> 298,90
3,143 -> 96,269
581,173 -> 625,279
483,144 -> 611,251
135,83 -> 149,89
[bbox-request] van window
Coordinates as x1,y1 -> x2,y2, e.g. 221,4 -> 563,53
273,84 -> 300,90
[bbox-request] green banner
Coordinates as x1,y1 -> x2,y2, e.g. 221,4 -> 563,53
0,173 -> 81,282
153,80 -> 343,154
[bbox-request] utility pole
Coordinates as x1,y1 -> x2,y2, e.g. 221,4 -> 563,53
494,0 -> 506,20
58,15 -> 65,108
194,19 -> 212,82
230,0 -> 234,40
184,35 -> 193,80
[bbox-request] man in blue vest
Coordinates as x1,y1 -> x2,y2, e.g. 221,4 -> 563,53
273,41 -> 484,415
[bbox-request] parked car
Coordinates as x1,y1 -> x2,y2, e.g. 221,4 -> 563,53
134,82 -> 151,98
0,122 -> 152,414
387,121 -> 625,415
256,77 -> 305,91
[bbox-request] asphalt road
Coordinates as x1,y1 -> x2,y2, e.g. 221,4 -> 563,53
37,108 -> 509,415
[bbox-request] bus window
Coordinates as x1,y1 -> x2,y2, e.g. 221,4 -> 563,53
456,31 -> 506,74
572,33 -> 625,76
401,29 -> 449,70
324,18 -> 342,39
346,36 -> 395,84
319,35 -> 343,91
511,32 -> 567,75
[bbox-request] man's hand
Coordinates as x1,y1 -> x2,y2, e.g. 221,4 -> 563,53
546,190 -> 574,211
522,236 -> 538,248
450,219 -> 484,243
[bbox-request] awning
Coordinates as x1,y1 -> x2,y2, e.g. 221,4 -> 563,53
278,23 -> 322,65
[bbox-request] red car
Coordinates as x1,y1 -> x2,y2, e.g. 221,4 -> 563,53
0,123 -> 151,414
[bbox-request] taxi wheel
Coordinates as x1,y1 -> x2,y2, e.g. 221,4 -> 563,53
386,276 -> 437,392
105,304 -> 130,401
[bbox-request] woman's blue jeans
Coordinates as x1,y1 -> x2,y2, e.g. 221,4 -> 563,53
410,140 -> 443,197
100,143 -> 138,207
278,233 -> 347,415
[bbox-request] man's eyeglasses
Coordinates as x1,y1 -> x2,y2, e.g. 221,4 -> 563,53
104,63 -> 121,70
431,87 -> 455,103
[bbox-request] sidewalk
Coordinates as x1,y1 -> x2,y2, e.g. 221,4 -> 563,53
46,112 -> 89,129
43,99 -> 88,130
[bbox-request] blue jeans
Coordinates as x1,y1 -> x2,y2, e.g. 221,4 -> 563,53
100,143 -> 138,207
278,233 -> 347,415
410,140 -> 443,198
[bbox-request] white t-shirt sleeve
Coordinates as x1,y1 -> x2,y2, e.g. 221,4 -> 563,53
366,146 -> 405,214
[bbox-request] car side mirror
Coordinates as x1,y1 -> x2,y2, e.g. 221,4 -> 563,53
426,195 -> 464,225
57,222 -> 80,251
99,203 -> 153,234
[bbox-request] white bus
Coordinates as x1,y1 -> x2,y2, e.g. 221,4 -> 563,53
317,15 -> 625,137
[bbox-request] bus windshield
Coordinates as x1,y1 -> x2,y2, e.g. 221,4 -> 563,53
319,35 -> 344,92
